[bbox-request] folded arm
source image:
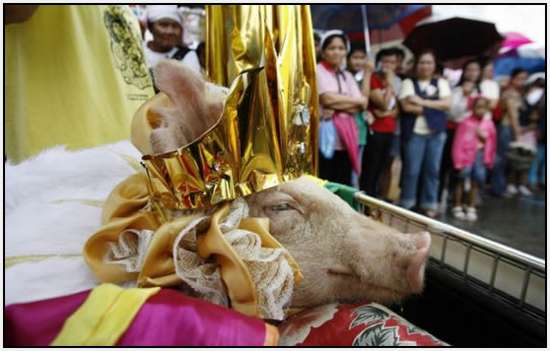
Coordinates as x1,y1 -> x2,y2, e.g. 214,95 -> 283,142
400,97 -> 423,115
319,93 -> 367,114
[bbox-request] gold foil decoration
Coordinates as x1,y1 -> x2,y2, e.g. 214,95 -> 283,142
139,5 -> 318,212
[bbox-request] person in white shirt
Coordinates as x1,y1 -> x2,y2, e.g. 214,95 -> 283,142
143,5 -> 201,74
480,59 -> 500,110
398,49 -> 451,218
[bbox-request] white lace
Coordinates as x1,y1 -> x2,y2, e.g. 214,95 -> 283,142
105,198 -> 295,320
172,215 -> 229,307
105,229 -> 154,272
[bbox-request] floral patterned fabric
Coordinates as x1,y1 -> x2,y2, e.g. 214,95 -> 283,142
279,302 -> 448,346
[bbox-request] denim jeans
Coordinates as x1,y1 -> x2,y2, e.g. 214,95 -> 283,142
490,125 -> 513,195
528,143 -> 546,186
400,131 -> 447,210
457,149 -> 487,184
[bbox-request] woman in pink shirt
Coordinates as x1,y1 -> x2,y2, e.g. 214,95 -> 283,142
316,30 -> 369,185
451,97 -> 497,221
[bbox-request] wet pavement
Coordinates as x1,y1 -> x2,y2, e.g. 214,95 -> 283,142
439,190 -> 546,259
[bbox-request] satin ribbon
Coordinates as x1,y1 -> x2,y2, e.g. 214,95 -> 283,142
84,172 -> 302,318
51,284 -> 160,346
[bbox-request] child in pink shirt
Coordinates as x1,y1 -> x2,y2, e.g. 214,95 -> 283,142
451,97 -> 497,221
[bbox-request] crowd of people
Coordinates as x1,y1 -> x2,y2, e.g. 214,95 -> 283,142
315,30 -> 546,221
5,5 -> 545,225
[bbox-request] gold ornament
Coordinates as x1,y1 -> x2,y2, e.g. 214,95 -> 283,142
136,5 -> 319,215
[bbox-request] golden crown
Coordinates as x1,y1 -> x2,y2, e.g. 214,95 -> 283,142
132,5 -> 319,217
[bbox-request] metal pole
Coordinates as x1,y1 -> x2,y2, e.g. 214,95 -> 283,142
361,5 -> 372,58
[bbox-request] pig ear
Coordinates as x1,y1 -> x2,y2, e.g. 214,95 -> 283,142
148,104 -> 182,154
152,59 -> 209,121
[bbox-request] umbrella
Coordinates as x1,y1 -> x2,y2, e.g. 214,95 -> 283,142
493,33 -> 544,77
403,17 -> 504,62
310,5 -> 432,53
499,32 -> 533,55
310,4 -> 431,32
493,57 -> 545,77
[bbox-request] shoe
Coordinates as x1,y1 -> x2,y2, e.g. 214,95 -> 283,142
451,206 -> 466,220
423,209 -> 438,218
518,185 -> 533,196
505,184 -> 518,196
465,207 -> 478,221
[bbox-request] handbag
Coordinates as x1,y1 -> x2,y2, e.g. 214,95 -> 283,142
319,119 -> 337,159
507,131 -> 536,171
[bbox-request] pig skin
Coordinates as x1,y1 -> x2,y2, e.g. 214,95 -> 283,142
149,59 -> 432,308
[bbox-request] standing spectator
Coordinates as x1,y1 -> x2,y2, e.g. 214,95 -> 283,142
347,44 -> 368,81
451,97 -> 497,221
347,44 -> 371,188
398,49 -> 451,218
314,31 -> 322,63
526,77 -> 546,191
143,5 -> 201,73
480,58 -> 501,111
530,91 -> 546,191
316,30 -> 369,185
391,47 -> 407,81
490,68 -> 529,196
440,59 -> 483,209
5,5 -> 154,163
360,48 -> 400,197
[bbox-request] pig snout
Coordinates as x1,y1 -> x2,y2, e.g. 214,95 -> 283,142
405,232 -> 431,293
344,227 -> 432,303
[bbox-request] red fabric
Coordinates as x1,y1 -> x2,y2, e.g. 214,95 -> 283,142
117,289 -> 267,346
320,60 -> 337,73
4,288 -> 269,347
370,72 -> 384,90
279,302 -> 447,346
369,73 -> 397,133
4,290 -> 91,346
492,103 -> 503,122
332,112 -> 361,174
399,6 -> 432,35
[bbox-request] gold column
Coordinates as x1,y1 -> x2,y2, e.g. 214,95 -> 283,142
206,5 -> 319,174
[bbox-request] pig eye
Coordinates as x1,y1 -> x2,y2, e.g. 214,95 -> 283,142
269,203 -> 294,212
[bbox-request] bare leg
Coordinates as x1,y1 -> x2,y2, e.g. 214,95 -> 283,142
519,171 -> 529,187
454,181 -> 464,208
467,181 -> 478,208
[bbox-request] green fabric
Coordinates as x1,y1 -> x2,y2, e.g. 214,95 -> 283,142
355,112 -> 368,146
353,77 -> 368,146
325,182 -> 360,210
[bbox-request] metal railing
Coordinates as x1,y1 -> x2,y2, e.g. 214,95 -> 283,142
354,192 -> 546,317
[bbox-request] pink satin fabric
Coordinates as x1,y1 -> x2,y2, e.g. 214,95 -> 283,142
5,290 -> 90,346
332,112 -> 361,174
117,289 -> 267,346
5,288 -> 268,346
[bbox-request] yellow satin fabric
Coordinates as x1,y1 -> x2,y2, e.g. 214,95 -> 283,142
6,5 -> 154,163
51,284 -> 160,346
84,173 -> 302,318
